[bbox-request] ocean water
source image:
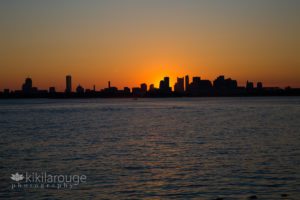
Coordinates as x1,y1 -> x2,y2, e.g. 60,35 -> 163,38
0,97 -> 299,200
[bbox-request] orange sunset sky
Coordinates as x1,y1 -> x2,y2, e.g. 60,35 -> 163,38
0,1 -> 299,91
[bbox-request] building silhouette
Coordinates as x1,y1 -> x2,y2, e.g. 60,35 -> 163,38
189,77 -> 212,96
148,84 -> 159,96
132,87 -> 141,96
22,77 -> 33,94
140,83 -> 147,95
124,87 -> 130,95
174,77 -> 184,94
185,75 -> 190,93
76,85 -> 84,94
159,77 -> 172,95
149,84 -> 155,92
65,75 -> 72,93
102,81 -> 118,96
213,75 -> 238,95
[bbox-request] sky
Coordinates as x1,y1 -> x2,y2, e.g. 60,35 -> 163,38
0,0 -> 299,91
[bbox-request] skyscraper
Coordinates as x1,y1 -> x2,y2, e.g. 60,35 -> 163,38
189,76 -> 212,96
140,83 -> 147,93
185,75 -> 189,92
174,77 -> 184,94
149,84 -> 155,92
22,77 -> 33,94
159,77 -> 171,95
65,75 -> 72,93
164,77 -> 170,89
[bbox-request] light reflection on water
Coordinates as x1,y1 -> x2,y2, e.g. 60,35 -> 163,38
0,97 -> 300,199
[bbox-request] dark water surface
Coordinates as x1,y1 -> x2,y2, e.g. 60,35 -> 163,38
0,97 -> 299,199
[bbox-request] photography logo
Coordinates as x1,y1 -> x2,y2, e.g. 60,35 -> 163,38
10,171 -> 87,190
11,173 -> 24,182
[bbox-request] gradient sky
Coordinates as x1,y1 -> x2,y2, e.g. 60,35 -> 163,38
0,0 -> 299,91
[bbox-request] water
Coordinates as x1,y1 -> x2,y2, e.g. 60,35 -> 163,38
0,97 -> 299,200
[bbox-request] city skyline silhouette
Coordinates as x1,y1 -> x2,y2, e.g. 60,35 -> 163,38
1,74 -> 299,98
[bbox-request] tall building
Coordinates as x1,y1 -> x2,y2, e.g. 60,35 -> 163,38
192,77 -> 201,84
149,84 -> 155,92
65,75 -> 72,93
22,77 -> 33,94
185,75 -> 189,92
189,76 -> 212,96
214,76 -> 237,90
164,77 -> 170,89
213,75 -> 237,95
159,80 -> 165,90
174,77 -> 184,93
159,77 -> 172,95
140,83 -> 147,93
213,75 -> 225,90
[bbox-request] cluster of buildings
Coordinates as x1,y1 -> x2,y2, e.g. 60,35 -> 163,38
1,75 -> 299,98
